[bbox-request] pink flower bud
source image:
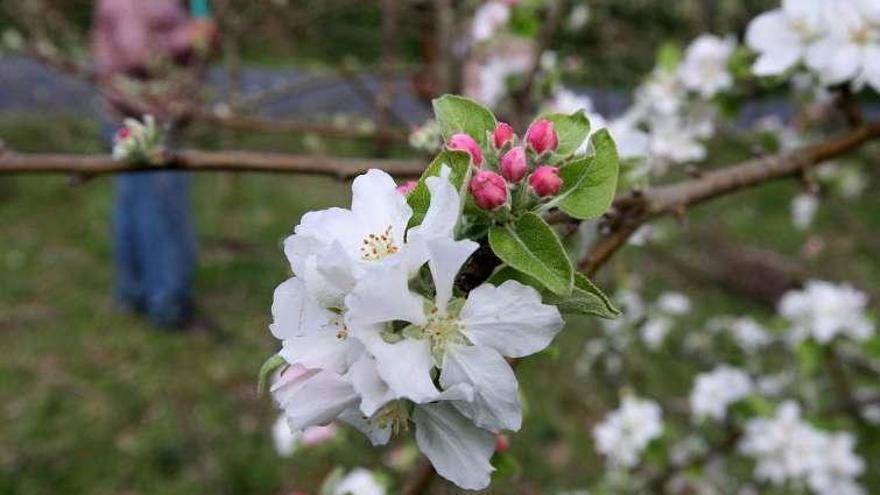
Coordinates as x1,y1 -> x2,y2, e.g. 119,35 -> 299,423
529,165 -> 562,197
396,180 -> 417,196
492,122 -> 515,149
115,127 -> 131,142
447,133 -> 483,166
499,146 -> 528,183
469,171 -> 508,210
495,434 -> 510,453
525,119 -> 558,154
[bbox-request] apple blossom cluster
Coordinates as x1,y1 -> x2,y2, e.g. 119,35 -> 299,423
111,115 -> 163,164
263,95 -> 620,490
592,395 -> 664,469
689,365 -> 754,421
779,280 -> 874,345
739,401 -> 866,495
747,0 -> 880,93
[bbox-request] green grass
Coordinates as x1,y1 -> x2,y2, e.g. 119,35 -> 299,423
2,115 -> 880,494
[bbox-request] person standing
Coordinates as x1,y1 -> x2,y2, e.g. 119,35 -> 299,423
92,0 -> 216,329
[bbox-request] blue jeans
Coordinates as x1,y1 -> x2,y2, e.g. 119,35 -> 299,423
103,120 -> 196,328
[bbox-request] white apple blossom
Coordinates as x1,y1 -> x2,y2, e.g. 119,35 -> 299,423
283,168 -> 459,308
689,366 -> 753,421
567,4 -> 590,31
791,193 -> 819,230
641,316 -> 672,350
739,401 -> 865,494
729,317 -> 772,352
778,280 -> 874,344
804,1 -> 880,93
471,1 -> 511,43
112,114 -> 161,163
333,467 -> 386,495
657,292 -> 692,316
746,0 -> 828,77
678,34 -> 736,98
593,396 -> 663,468
473,55 -> 532,109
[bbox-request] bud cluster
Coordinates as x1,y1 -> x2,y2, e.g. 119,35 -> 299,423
444,119 -> 563,213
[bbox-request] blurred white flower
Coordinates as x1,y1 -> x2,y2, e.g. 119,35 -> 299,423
804,1 -> 880,92
657,292 -> 692,316
334,467 -> 386,495
729,317 -> 772,351
567,4 -> 590,31
593,396 -> 663,468
779,280 -> 874,344
641,316 -> 672,350
678,34 -> 736,98
791,193 -> 819,230
272,414 -> 299,457
112,115 -> 162,163
746,0 -> 827,76
471,1 -> 511,42
739,401 -> 865,493
689,366 -> 753,421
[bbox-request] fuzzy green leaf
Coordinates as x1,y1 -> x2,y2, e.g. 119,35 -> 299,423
552,129 -> 619,220
488,213 -> 573,296
432,95 -> 497,149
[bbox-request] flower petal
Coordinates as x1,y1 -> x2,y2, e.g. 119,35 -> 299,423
351,169 -> 413,248
347,355 -> 396,417
426,238 -> 479,314
269,277 -> 337,340
279,333 -> 362,374
272,370 -> 358,431
460,280 -> 564,358
338,408 -> 392,446
360,335 -> 441,403
345,262 -> 427,326
410,166 -> 461,241
441,344 -> 521,431
413,402 -> 496,490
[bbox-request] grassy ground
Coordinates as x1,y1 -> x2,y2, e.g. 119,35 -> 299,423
1,114 -> 880,494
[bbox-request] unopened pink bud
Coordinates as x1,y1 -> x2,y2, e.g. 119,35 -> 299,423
469,171 -> 508,210
492,122 -> 515,149
396,180 -> 417,196
495,434 -> 510,453
529,165 -> 562,197
448,133 -> 483,166
525,119 -> 558,154
500,146 -> 528,183
115,127 -> 131,142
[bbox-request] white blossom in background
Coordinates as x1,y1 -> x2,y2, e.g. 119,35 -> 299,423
729,317 -> 772,352
778,280 -> 874,344
678,34 -> 736,98
790,193 -> 819,230
689,366 -> 753,421
112,115 -> 162,163
593,396 -> 663,468
657,292 -> 692,316
756,372 -> 793,396
471,1 -> 512,43
641,316 -> 672,350
636,67 -> 686,116
805,1 -> 880,93
409,120 -> 443,154
567,3 -> 590,31
739,401 -> 865,494
474,55 -> 532,109
746,0 -> 827,77
333,467 -> 386,495
272,415 -> 337,457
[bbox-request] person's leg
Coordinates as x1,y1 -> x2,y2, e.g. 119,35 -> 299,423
137,170 -> 196,328
102,118 -> 145,312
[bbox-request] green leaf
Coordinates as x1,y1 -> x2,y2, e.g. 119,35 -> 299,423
539,110 -> 591,156
657,41 -> 682,72
488,213 -> 573,295
552,129 -> 619,220
489,267 -> 619,318
407,149 -> 472,228
432,95 -> 497,149
257,354 -> 287,395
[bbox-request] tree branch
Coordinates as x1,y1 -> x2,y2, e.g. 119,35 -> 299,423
0,150 -> 425,180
